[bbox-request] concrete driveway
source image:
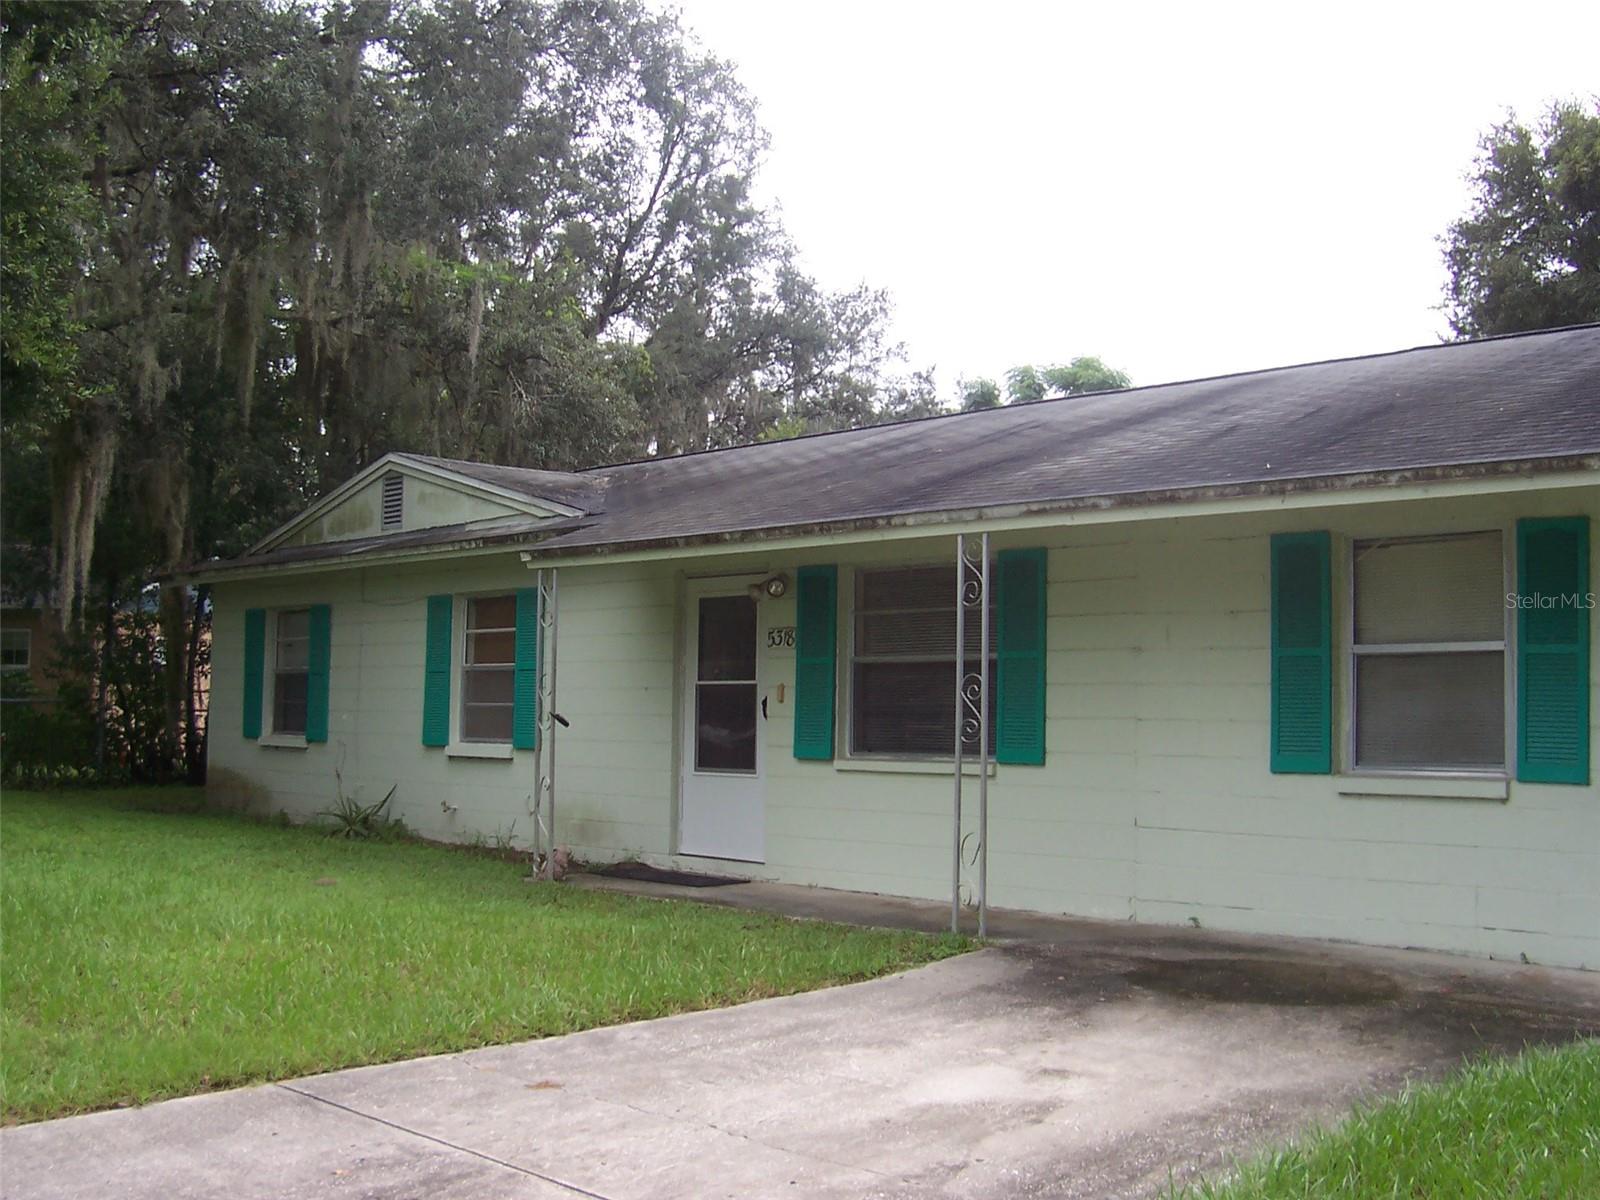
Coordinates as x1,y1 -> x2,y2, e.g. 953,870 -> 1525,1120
4,915 -> 1598,1200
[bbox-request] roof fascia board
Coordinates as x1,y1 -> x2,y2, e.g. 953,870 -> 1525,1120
249,454 -> 581,554
193,460 -> 1596,585
189,530 -> 541,584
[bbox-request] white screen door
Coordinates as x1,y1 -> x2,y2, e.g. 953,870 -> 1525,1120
679,582 -> 765,861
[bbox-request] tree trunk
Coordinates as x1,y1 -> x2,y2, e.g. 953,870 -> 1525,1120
144,452 -> 194,780
94,574 -> 116,770
157,582 -> 189,780
49,404 -> 118,630
184,588 -> 208,783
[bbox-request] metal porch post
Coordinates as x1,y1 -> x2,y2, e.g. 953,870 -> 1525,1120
954,533 -> 991,935
952,536 -> 965,933
531,568 -> 561,878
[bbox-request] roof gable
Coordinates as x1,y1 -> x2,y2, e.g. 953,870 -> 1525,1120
251,454 -> 591,554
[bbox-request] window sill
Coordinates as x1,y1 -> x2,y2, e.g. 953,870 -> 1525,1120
835,757 -> 995,777
1337,774 -> 1508,801
447,743 -> 514,761
258,734 -> 308,751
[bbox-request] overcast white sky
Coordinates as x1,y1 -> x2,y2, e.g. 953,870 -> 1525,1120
671,1 -> 1599,393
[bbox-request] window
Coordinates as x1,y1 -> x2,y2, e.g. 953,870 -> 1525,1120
1350,531 -> 1506,772
273,610 -> 311,735
1,628 -> 30,672
850,565 -> 995,757
694,594 -> 758,772
381,472 -> 404,530
461,595 -> 515,742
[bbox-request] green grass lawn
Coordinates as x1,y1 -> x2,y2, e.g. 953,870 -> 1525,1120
0,788 -> 966,1123
1171,1039 -> 1600,1200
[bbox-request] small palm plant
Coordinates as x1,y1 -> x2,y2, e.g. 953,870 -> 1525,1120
320,771 -> 398,839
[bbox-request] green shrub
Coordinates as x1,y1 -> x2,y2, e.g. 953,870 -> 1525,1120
0,605 -> 197,788
0,668 -> 116,788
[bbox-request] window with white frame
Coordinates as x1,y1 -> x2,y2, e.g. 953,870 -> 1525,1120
461,595 -> 516,742
1,628 -> 31,672
850,564 -> 995,756
1350,531 -> 1506,772
273,610 -> 311,735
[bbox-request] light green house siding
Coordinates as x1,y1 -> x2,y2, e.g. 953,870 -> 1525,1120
208,479 -> 1599,970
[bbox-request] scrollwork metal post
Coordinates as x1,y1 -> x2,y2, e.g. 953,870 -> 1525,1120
953,537 -> 965,932
973,535 -> 990,935
953,533 -> 991,934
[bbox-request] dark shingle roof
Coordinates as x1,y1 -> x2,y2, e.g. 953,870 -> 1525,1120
395,455 -> 608,512
539,323 -> 1599,551
199,325 -> 1600,574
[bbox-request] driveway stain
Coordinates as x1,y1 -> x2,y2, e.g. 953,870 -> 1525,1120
1123,956 -> 1403,1005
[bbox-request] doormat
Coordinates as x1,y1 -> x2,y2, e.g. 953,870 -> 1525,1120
593,861 -> 747,888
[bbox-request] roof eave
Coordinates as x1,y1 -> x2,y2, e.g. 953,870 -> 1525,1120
185,453 -> 1598,584
524,453 -> 1600,563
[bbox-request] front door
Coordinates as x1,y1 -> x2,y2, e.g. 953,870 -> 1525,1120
679,582 -> 764,861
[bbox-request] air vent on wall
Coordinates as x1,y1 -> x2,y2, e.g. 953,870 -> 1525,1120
381,472 -> 404,530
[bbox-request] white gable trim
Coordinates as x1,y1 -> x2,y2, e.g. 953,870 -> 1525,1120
249,453 -> 584,555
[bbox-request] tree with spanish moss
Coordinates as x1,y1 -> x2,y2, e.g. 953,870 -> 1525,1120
0,0 -> 923,779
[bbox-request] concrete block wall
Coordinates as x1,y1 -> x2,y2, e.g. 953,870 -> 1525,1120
210,480 -> 1599,968
209,557 -> 679,852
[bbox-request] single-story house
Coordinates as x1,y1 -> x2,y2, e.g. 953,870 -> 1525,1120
192,326 -> 1599,969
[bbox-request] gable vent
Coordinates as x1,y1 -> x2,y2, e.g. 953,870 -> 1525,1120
381,472 -> 404,530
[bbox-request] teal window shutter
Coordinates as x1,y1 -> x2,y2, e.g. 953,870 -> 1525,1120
793,565 -> 838,760
422,594 -> 453,747
242,608 -> 266,739
512,587 -> 540,751
996,548 -> 1047,765
1516,517 -> 1590,784
305,604 -> 332,743
1270,531 -> 1332,774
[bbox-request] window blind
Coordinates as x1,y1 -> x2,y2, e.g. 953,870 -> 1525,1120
1355,531 -> 1502,644
1355,652 -> 1505,769
851,564 -> 995,757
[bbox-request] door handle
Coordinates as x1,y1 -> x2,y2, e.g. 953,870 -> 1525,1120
761,696 -> 768,721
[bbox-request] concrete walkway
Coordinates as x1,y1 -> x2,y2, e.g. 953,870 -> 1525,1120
5,884 -> 1598,1200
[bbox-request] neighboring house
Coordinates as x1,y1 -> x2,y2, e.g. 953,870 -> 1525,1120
191,326 -> 1599,969
0,582 -> 210,716
0,590 -> 62,701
